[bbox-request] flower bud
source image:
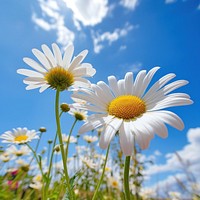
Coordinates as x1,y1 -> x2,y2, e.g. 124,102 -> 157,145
39,127 -> 47,133
60,103 -> 70,112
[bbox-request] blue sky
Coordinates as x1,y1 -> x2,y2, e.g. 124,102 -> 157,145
0,0 -> 200,195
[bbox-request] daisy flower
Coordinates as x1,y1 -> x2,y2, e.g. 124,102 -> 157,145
83,135 -> 98,143
69,107 -> 88,121
62,134 -> 77,143
6,145 -> 31,157
0,152 -> 10,163
81,157 -> 97,169
17,43 -> 96,92
108,176 -> 120,189
72,67 -> 193,156
0,127 -> 39,144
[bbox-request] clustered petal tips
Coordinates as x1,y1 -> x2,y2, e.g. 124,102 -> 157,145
0,127 -> 39,144
72,67 -> 193,156
17,43 -> 96,92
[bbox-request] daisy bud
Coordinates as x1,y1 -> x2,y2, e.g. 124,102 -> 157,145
74,113 -> 84,121
60,103 -> 70,112
21,165 -> 30,172
54,145 -> 60,152
39,127 -> 46,133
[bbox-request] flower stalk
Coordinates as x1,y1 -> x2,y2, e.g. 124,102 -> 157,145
55,88 -> 74,199
124,156 -> 131,200
92,144 -> 110,200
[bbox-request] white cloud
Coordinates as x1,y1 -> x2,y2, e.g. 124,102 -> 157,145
92,23 -> 136,53
63,0 -> 108,27
119,45 -> 127,51
120,0 -> 139,10
144,128 -> 200,197
145,128 -> 200,177
32,0 -> 75,48
165,0 -> 177,4
128,62 -> 143,73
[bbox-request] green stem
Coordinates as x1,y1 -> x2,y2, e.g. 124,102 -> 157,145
65,119 -> 78,159
26,143 -> 45,200
124,156 -> 131,200
44,133 -> 57,198
92,144 -> 110,200
55,88 -> 73,199
29,132 -> 42,165
26,143 -> 44,177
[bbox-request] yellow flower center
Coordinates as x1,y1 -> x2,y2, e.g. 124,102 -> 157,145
45,66 -> 74,91
14,135 -> 28,142
112,180 -> 118,187
108,95 -> 146,120
16,151 -> 23,156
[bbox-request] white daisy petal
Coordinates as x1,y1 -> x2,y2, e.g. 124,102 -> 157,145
124,72 -> 133,94
119,121 -> 134,156
23,58 -> 47,73
77,49 -> 88,63
149,111 -> 184,131
68,55 -> 84,72
92,84 -> 112,105
52,43 -> 63,67
39,84 -> 50,93
118,80 -> 125,95
32,48 -> 51,70
17,69 -> 44,78
150,97 -> 193,111
143,73 -> 176,101
108,76 -> 120,96
97,81 -> 114,102
73,77 -> 91,88
41,44 -> 57,67
100,118 -> 123,149
73,67 -> 96,77
63,43 -> 74,68
139,66 -> 160,97
26,84 -> 45,90
132,70 -> 146,96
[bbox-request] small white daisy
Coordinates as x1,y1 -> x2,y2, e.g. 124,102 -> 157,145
81,157 -> 97,169
62,134 -> 77,143
17,43 -> 96,92
83,135 -> 98,143
0,152 -> 10,162
72,67 -> 193,156
108,176 -> 120,189
0,127 -> 39,144
30,181 -> 43,190
6,145 -> 31,157
69,107 -> 88,121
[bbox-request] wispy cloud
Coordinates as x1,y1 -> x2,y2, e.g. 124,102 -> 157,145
63,0 -> 108,28
92,23 -> 137,53
32,0 -> 139,53
165,0 -> 177,4
32,0 -> 75,47
128,62 -> 143,73
120,0 -> 139,10
143,127 -> 200,197
145,128 -> 200,176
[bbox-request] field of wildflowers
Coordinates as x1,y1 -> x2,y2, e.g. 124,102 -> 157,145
0,43 -> 198,200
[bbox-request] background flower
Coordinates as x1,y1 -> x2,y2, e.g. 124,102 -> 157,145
0,128 -> 39,144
